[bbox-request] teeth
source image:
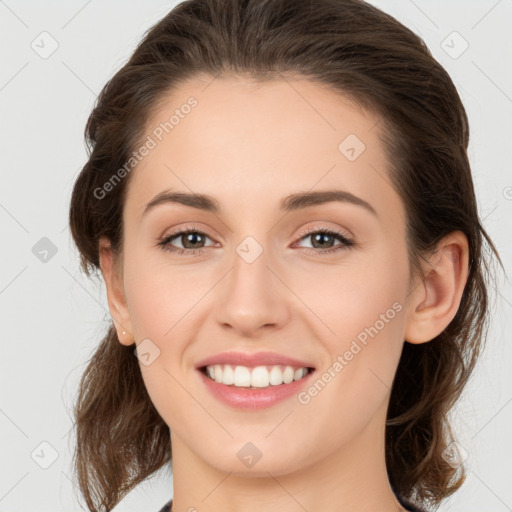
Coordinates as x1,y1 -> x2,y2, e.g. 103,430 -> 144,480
223,364 -> 234,385
250,366 -> 269,387
233,365 -> 251,387
204,364 -> 310,388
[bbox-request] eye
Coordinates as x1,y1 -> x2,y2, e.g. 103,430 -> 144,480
157,225 -> 355,257
293,226 -> 355,255
157,225 -> 217,256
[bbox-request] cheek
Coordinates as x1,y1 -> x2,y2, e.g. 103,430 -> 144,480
122,250 -> 208,421
290,248 -> 409,406
122,244 -> 208,339
288,248 -> 409,343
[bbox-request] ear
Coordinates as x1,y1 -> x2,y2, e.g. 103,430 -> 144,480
404,231 -> 469,344
98,236 -> 134,346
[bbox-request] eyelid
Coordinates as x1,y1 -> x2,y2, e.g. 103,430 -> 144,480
295,224 -> 353,240
160,223 -> 352,243
161,222 -> 217,240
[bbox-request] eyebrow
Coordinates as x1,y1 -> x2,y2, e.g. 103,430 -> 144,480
142,189 -> 378,218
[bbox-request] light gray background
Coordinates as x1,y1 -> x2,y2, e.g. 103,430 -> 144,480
1,1 -> 511,511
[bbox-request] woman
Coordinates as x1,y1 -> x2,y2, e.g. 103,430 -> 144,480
68,0 -> 501,511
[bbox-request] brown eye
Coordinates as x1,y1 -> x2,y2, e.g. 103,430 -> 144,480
158,229 -> 216,255
295,228 -> 355,255
176,231 -> 207,249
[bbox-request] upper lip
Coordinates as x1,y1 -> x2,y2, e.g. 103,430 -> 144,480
195,351 -> 316,370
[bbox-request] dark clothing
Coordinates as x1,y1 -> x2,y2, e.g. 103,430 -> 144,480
157,493 -> 428,511
158,499 -> 172,512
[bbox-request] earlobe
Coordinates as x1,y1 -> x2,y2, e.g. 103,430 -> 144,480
404,231 -> 469,344
98,237 -> 134,346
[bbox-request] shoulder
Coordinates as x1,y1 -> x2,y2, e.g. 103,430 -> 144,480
157,498 -> 173,512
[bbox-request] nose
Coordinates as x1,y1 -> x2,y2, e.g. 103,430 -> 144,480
214,240 -> 290,338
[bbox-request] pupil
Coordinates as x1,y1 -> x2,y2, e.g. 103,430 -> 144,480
313,233 -> 332,248
185,232 -> 202,248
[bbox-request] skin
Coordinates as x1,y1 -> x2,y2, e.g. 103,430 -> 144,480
99,74 -> 469,512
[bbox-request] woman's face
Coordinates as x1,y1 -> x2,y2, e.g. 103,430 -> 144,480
111,74 -> 415,475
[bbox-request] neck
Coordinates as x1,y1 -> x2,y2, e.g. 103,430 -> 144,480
170,400 -> 406,512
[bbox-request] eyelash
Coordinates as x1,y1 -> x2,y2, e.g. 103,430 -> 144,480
157,224 -> 355,257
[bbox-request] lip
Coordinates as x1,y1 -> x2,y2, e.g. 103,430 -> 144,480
195,350 -> 315,370
197,366 -> 316,410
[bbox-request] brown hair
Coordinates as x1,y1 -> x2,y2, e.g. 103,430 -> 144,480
68,0 -> 502,510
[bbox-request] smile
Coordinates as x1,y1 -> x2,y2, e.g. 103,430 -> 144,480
202,364 -> 312,388
197,364 -> 316,410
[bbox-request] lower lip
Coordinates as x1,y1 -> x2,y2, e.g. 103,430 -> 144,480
197,368 -> 315,410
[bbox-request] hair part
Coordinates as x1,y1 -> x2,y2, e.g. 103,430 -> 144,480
68,0 -> 502,510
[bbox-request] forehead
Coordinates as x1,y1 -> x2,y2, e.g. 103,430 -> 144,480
125,74 -> 403,225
